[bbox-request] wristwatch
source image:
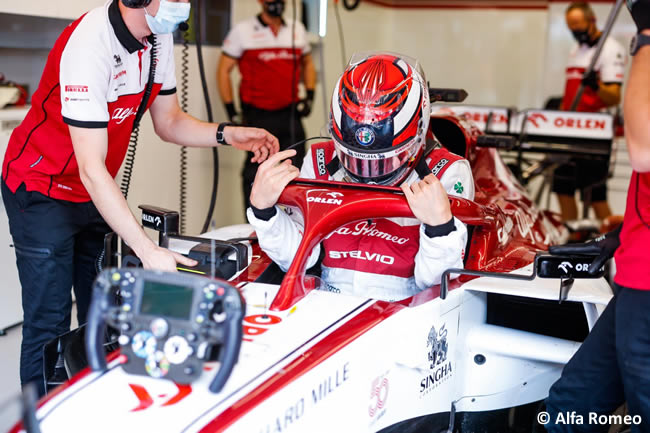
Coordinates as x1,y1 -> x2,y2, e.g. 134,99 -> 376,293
630,33 -> 650,56
216,122 -> 233,145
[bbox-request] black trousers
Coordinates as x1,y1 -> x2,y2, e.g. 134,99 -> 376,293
241,103 -> 306,210
545,286 -> 650,432
1,181 -> 110,396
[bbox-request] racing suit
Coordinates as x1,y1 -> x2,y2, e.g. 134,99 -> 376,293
247,141 -> 475,302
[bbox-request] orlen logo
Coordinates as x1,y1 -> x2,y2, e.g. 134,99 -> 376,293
112,107 -> 137,125
143,214 -> 162,227
526,113 -> 548,128
306,190 -> 344,205
559,261 -> 590,274
65,85 -> 88,93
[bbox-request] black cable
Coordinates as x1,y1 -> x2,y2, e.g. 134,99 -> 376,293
121,35 -> 158,199
289,0 -> 298,148
192,0 -> 220,234
333,0 -> 347,69
342,0 -> 361,10
285,135 -> 331,151
179,28 -> 190,235
635,172 -> 650,230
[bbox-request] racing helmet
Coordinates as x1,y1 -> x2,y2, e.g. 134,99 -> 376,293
329,52 -> 430,186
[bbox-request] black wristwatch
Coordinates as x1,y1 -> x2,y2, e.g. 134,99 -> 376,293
216,122 -> 233,145
630,33 -> 650,56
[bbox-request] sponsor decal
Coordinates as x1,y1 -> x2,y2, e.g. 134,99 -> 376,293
526,112 -> 548,128
558,261 -> 590,274
334,220 -> 409,245
368,372 -> 389,425
142,214 -> 162,228
419,323 -> 453,397
127,383 -> 192,412
329,250 -> 395,265
315,148 -> 327,176
306,189 -> 344,206
258,363 -> 350,433
355,127 -> 375,146
258,50 -> 296,62
112,106 -> 137,125
243,313 -> 282,342
114,54 -> 122,66
57,183 -> 72,191
114,70 -> 127,80
64,85 -> 88,93
430,158 -> 449,176
453,181 -> 464,194
552,117 -> 606,130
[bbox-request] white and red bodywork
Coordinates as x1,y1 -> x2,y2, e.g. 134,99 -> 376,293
9,113 -> 613,433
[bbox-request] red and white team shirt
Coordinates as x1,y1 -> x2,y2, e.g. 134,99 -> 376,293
222,15 -> 311,111
561,37 -> 626,112
247,141 -> 474,302
2,0 -> 177,202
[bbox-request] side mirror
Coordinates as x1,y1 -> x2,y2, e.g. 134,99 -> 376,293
535,254 -> 605,279
476,134 -> 517,150
138,204 -> 179,248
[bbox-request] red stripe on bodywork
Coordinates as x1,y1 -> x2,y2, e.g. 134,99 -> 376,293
198,301 -> 403,432
129,384 -> 154,412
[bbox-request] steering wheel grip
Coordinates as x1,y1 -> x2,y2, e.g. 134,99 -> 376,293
209,308 -> 244,393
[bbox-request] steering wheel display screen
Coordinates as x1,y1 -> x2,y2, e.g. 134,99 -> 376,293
139,281 -> 194,319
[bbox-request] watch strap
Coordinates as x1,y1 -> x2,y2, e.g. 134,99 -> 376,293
217,122 -> 233,145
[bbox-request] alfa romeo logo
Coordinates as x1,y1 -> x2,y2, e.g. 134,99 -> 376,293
355,127 -> 375,146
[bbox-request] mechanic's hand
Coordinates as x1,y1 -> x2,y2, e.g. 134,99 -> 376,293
296,90 -> 315,118
627,0 -> 650,32
224,126 -> 280,163
140,245 -> 198,272
549,224 -> 622,274
581,70 -> 600,91
401,174 -> 452,226
224,102 -> 243,124
250,149 -> 301,209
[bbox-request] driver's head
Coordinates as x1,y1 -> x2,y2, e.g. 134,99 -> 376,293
329,52 -> 430,186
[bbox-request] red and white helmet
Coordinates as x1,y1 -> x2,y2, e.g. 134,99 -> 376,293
329,52 -> 430,185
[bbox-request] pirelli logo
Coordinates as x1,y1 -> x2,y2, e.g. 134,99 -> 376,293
431,158 -> 449,176
65,85 -> 88,93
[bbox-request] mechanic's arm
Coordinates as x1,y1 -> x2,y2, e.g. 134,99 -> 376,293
302,54 -> 316,92
69,126 -> 197,271
149,93 -> 278,163
624,32 -> 650,173
246,150 -> 321,271
597,82 -> 621,108
217,54 -> 240,121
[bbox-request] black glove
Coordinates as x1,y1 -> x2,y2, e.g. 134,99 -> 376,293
224,102 -> 242,124
627,0 -> 650,32
296,89 -> 315,118
549,224 -> 622,275
581,70 -> 600,91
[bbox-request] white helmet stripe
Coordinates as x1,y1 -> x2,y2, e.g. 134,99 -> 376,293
395,59 -> 409,75
393,82 -> 421,136
331,76 -> 343,129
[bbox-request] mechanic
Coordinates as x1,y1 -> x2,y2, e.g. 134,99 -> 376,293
545,1 -> 650,431
1,0 -> 278,397
553,1 -> 627,222
217,0 -> 317,210
247,53 -> 475,301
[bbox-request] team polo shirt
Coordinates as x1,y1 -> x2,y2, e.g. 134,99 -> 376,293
614,171 -> 650,291
222,15 -> 311,111
561,37 -> 626,112
2,0 -> 177,202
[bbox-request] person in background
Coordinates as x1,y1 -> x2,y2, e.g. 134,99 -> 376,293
1,0 -> 278,397
552,1 -> 627,222
217,0 -> 317,210
545,1 -> 650,431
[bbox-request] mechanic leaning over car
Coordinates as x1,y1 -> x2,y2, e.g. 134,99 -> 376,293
553,1 -> 627,223
247,52 -> 475,302
545,2 -> 650,431
217,0 -> 317,211
1,0 -> 279,397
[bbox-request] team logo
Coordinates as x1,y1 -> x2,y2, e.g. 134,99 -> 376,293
427,324 -> 448,369
114,54 -> 122,66
355,127 -> 375,146
558,261 -> 573,274
526,112 -> 548,128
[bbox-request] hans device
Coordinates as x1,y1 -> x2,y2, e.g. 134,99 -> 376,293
86,268 -> 245,393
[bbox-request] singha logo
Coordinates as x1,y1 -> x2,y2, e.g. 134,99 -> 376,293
427,324 -> 448,369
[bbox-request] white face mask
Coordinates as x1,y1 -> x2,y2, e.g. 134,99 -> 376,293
144,0 -> 190,34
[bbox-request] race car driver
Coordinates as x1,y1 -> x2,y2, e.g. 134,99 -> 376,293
1,0 -> 278,396
246,53 -> 474,302
545,1 -> 650,430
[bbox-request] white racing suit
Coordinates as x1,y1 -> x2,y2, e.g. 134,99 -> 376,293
247,141 -> 475,302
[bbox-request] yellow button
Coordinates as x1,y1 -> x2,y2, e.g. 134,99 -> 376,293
112,273 -> 121,281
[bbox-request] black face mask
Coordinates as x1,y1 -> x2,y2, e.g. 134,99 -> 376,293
572,29 -> 591,45
264,0 -> 285,17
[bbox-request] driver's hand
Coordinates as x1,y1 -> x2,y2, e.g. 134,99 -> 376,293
141,245 -> 198,272
224,126 -> 280,163
401,174 -> 452,226
250,149 -> 300,209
